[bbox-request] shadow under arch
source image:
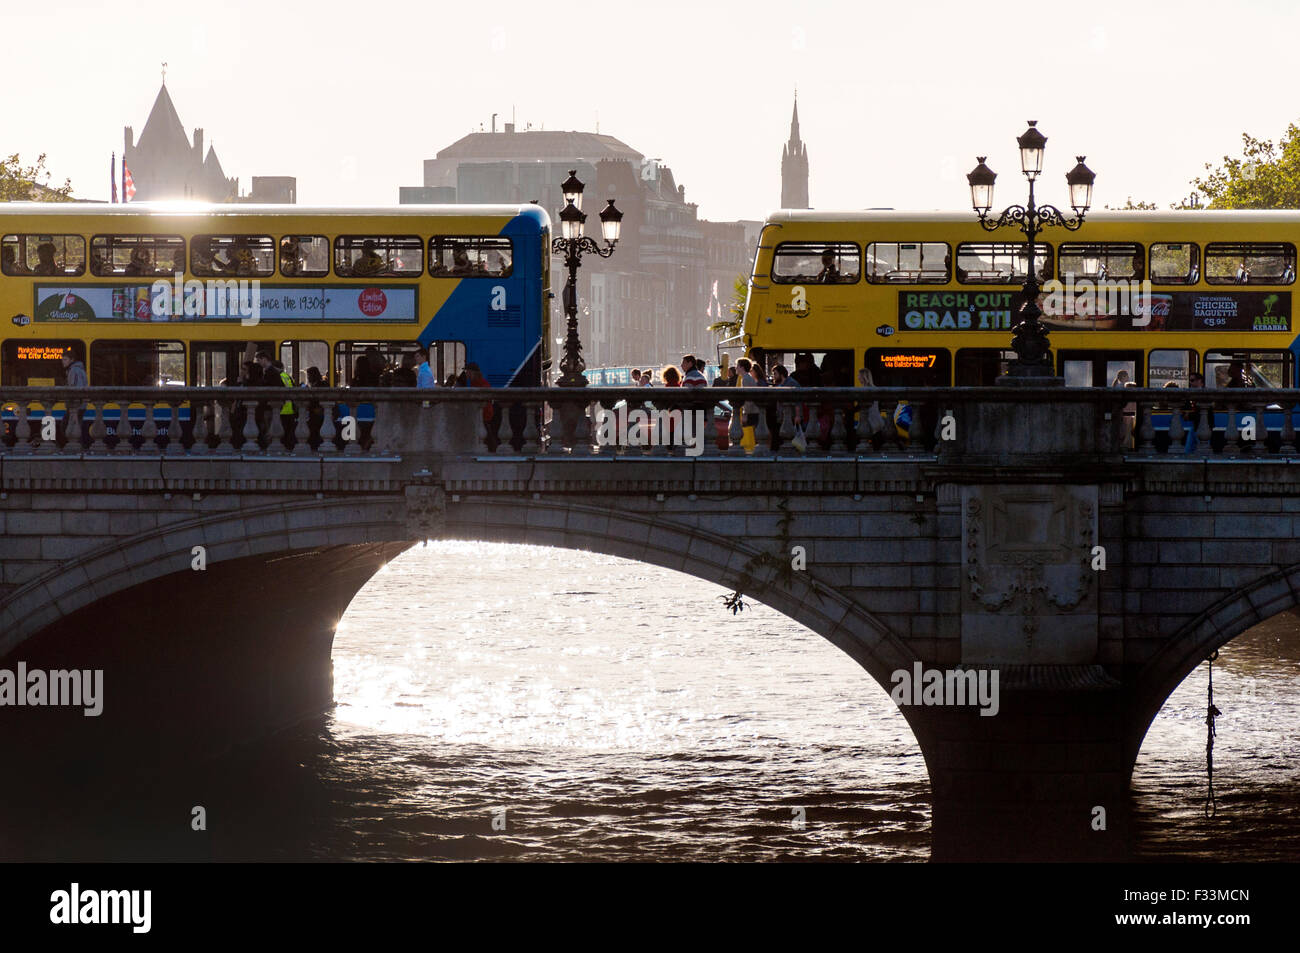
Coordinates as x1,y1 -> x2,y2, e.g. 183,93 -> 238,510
1129,561 -> 1300,766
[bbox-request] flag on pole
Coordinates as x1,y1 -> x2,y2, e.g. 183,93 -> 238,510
111,153 -> 118,203
123,161 -> 136,202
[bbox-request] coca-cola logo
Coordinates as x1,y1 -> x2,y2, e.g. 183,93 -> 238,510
358,288 -> 387,316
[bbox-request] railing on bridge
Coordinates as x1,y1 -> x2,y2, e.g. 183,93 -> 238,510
0,385 -> 1296,461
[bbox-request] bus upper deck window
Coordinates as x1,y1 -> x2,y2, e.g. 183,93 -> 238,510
1150,243 -> 1199,284
2,234 -> 85,276
771,242 -> 860,284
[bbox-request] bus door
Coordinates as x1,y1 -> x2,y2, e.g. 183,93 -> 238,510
955,348 -> 1016,385
1058,350 -> 1143,387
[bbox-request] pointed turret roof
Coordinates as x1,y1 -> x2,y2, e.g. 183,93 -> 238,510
135,83 -> 188,155
789,94 -> 801,146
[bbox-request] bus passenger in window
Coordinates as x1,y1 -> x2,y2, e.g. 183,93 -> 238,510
281,237 -> 303,276
451,248 -> 473,275
486,250 -> 508,276
171,248 -> 186,275
124,246 -> 152,276
2,246 -> 30,275
352,240 -> 387,277
1131,251 -> 1145,280
32,242 -> 59,276
816,248 -> 839,283
1236,261 -> 1250,284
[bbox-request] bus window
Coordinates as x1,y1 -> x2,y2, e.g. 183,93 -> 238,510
90,234 -> 185,277
1205,350 -> 1293,388
91,340 -> 185,386
754,349 -> 854,385
280,341 -> 329,385
190,341 -> 273,386
1,340 -> 81,386
865,242 -> 949,284
1058,243 -> 1143,281
1150,243 -> 1199,284
955,348 -> 1016,385
279,235 -> 329,277
864,348 -> 951,387
428,341 -> 466,384
955,242 -> 1051,284
1058,350 -> 1143,387
334,341 -> 423,385
2,234 -> 85,276
1205,242 -> 1296,285
334,236 -> 422,277
191,235 -> 275,277
771,242 -> 860,284
1149,349 -> 1197,387
430,237 -> 514,277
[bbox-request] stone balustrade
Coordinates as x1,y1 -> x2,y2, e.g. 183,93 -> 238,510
3,384 -> 1298,463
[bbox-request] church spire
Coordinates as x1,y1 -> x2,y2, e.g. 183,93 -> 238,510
780,90 -> 809,209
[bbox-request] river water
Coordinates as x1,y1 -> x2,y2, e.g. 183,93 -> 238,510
5,540 -> 1298,861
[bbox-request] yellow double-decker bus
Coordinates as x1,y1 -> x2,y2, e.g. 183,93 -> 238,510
0,202 -> 551,391
742,210 -> 1299,391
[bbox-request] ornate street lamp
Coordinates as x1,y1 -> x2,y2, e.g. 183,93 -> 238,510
552,170 -> 622,387
968,121 -> 1095,377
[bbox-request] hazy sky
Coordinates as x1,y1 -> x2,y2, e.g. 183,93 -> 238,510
9,0 -> 1298,219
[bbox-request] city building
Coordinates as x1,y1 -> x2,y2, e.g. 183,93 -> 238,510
401,125 -> 756,371
123,82 -> 295,203
780,94 -> 809,209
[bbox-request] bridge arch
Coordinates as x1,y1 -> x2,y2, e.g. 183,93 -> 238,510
1131,562 -> 1300,759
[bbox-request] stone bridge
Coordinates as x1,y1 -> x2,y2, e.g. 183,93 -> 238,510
2,384 -> 1298,861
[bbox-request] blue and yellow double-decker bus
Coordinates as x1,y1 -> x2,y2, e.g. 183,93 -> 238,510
0,202 -> 551,389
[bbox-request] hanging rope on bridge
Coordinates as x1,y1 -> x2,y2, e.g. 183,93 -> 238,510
1204,649 -> 1222,819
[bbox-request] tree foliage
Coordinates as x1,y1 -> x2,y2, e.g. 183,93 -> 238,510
1192,125 -> 1300,208
0,153 -> 73,202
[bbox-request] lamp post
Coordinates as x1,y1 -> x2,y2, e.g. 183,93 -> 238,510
552,170 -> 623,387
967,121 -> 1095,378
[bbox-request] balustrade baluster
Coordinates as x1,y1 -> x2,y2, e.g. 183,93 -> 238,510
1195,405 -> 1212,457
1137,402 -> 1156,455
318,405 -> 338,455
727,400 -> 746,456
88,402 -> 108,454
34,403 -> 57,455
1167,399 -> 1184,452
190,399 -> 210,456
292,408 -> 313,456
1224,403 -> 1239,457
777,402 -> 795,454
214,400 -> 235,454
241,403 -> 260,453
1284,399 -> 1297,454
64,402 -> 82,453
829,406 -> 848,456
139,400 -> 158,454
521,401 -> 540,455
544,401 -> 566,454
752,403 -> 771,456
14,404 -> 32,454
1252,401 -> 1268,454
111,405 -> 131,455
267,409 -> 285,454
162,402 -> 183,455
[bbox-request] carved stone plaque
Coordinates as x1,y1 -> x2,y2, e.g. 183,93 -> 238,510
961,484 -> 1098,664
